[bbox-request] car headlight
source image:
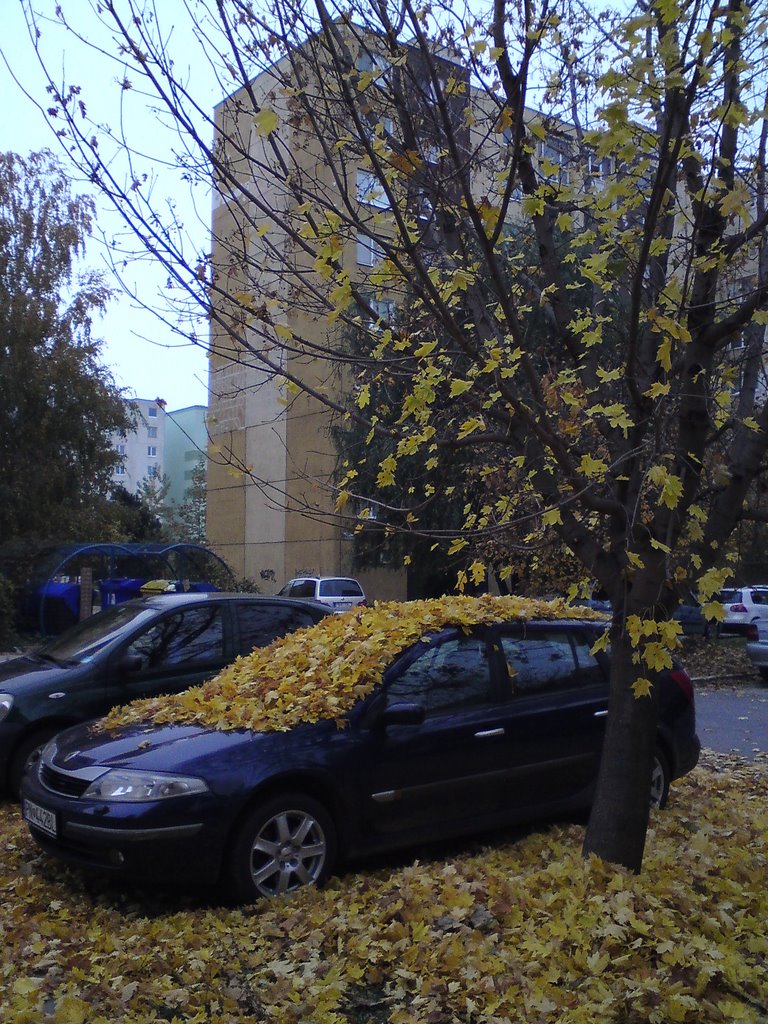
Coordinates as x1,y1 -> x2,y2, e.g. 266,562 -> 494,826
82,769 -> 209,801
0,694 -> 14,723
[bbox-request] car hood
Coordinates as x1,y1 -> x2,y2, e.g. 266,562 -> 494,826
48,719 -> 262,775
0,654 -> 72,693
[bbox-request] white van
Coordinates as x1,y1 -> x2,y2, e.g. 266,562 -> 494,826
278,576 -> 366,613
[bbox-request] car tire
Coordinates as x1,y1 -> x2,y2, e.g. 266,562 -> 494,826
226,793 -> 337,902
9,728 -> 59,799
650,748 -> 671,810
759,668 -> 768,683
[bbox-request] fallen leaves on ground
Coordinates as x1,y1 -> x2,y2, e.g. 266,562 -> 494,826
100,595 -> 606,734
1,752 -> 765,1023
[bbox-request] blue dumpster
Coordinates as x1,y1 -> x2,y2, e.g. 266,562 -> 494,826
100,578 -> 147,608
38,581 -> 81,634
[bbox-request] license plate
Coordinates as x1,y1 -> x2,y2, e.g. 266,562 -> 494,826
23,798 -> 57,838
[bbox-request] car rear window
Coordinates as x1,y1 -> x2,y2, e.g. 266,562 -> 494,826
718,589 -> 741,603
235,602 -> 321,653
318,579 -> 363,598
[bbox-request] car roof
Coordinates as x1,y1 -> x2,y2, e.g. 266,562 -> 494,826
122,592 -> 329,614
287,576 -> 360,583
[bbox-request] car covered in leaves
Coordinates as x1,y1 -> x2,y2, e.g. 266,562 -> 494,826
21,596 -> 700,902
0,593 -> 328,795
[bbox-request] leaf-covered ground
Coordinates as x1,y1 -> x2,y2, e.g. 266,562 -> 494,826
1,753 -> 765,1023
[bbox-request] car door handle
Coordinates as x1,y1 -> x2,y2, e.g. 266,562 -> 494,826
475,728 -> 505,738
594,710 -> 608,718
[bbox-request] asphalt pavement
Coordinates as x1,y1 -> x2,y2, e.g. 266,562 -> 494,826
694,683 -> 768,760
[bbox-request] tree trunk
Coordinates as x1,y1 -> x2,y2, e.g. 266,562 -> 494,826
582,630 -> 658,871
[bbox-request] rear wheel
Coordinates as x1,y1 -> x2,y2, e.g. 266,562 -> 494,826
9,728 -> 58,799
650,748 -> 671,809
759,667 -> 768,683
226,793 -> 336,903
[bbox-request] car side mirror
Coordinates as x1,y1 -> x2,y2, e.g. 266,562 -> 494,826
118,654 -> 144,674
377,702 -> 425,728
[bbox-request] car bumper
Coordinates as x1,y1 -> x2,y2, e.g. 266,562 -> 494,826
20,770 -> 230,886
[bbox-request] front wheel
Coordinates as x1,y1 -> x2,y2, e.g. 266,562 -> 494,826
650,748 -> 671,810
226,793 -> 336,903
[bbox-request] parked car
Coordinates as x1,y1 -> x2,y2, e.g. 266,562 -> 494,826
278,576 -> 366,613
0,593 -> 328,795
744,633 -> 768,681
21,598 -> 700,902
717,586 -> 768,636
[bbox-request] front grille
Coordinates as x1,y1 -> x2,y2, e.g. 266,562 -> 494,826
40,763 -> 90,797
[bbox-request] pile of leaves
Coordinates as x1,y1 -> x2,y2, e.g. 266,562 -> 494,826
680,638 -> 760,684
101,595 -> 605,734
1,752 -> 765,1023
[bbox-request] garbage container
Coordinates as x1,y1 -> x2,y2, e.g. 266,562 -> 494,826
38,581 -> 81,634
100,578 -> 146,608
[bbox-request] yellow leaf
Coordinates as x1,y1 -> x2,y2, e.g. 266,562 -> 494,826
632,677 -> 653,698
254,107 -> 279,136
450,379 -> 472,397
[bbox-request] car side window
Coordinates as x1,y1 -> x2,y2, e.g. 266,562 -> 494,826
499,632 -> 579,693
385,636 -> 492,716
289,581 -> 316,599
126,606 -> 224,669
235,603 -> 318,653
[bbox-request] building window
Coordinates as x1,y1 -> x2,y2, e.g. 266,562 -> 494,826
114,465 -> 126,476
357,233 -> 385,267
587,152 -> 612,190
148,406 -> 158,418
147,426 -> 158,439
356,169 -> 389,209
361,295 -> 396,329
147,465 -> 158,479
147,445 -> 157,457
115,443 -> 126,455
357,49 -> 391,85
539,138 -> 571,184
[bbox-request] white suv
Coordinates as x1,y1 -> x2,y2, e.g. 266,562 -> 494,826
278,576 -> 366,613
718,586 -> 768,636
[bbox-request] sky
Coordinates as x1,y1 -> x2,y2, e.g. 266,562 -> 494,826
0,3 -> 212,411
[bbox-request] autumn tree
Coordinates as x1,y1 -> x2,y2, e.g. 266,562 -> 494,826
21,0 -> 768,872
0,149 -> 132,543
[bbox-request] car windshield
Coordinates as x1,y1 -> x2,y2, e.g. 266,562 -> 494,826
37,605 -> 158,665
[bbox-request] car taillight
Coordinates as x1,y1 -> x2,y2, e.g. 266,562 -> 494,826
730,603 -> 748,613
670,668 -> 694,702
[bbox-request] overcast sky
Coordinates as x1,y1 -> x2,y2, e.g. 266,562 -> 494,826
0,3 -> 211,411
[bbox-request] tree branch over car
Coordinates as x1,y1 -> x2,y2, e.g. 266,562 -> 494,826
21,0 -> 768,871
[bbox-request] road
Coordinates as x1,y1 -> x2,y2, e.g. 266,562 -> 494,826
694,682 -> 768,760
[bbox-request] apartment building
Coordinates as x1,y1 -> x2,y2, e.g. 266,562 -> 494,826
205,29 -> 608,598
110,397 -> 166,493
111,400 -> 207,507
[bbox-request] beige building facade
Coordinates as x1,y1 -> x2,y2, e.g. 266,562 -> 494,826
204,32 -> 594,599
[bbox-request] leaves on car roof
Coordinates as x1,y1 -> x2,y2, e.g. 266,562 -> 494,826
99,595 -> 605,734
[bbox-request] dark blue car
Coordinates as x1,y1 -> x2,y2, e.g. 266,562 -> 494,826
20,601 -> 700,902
0,593 -> 328,795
